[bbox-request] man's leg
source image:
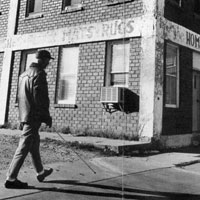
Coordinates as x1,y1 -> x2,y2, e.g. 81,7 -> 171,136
29,122 -> 53,182
5,124 -> 34,188
29,122 -> 43,174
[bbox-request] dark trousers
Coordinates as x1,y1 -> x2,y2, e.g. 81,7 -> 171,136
7,122 -> 43,180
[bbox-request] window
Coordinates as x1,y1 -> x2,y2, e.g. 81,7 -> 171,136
168,0 -> 183,7
165,43 -> 179,107
26,0 -> 43,16
62,0 -> 82,11
16,50 -> 37,103
106,40 -> 130,87
0,0 -> 2,15
20,50 -> 37,74
174,0 -> 182,7
194,0 -> 200,13
106,0 -> 134,6
56,46 -> 79,104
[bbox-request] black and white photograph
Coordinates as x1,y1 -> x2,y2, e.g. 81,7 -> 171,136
1,0 -> 200,199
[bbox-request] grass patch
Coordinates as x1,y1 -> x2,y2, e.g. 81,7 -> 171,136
1,123 -> 139,141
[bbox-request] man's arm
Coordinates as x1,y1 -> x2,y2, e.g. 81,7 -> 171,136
33,71 -> 52,127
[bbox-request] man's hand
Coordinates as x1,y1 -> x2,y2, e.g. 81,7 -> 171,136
46,116 -> 52,128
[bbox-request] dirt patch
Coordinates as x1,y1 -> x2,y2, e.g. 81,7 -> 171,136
0,134 -> 102,171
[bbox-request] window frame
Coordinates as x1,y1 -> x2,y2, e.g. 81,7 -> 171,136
55,45 -> 79,105
164,42 -> 180,108
105,40 -> 130,88
62,0 -> 83,12
167,0 -> 183,8
20,49 -> 37,75
194,0 -> 200,14
0,0 -> 1,15
26,0 -> 43,18
16,49 -> 37,104
175,0 -> 182,7
106,0 -> 134,6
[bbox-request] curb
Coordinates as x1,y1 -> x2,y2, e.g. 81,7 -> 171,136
41,136 -> 151,155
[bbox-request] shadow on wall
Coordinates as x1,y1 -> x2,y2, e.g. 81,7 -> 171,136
113,88 -> 139,114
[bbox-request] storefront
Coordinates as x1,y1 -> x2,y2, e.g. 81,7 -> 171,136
1,0 -> 200,148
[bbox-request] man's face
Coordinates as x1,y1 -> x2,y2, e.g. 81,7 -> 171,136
42,58 -> 50,68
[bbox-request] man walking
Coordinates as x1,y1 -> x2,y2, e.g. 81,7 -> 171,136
5,50 -> 54,189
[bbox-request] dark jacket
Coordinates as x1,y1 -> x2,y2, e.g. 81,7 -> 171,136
18,63 -> 51,124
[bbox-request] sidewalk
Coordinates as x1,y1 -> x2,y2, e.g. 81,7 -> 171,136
1,151 -> 200,199
1,128 -> 200,199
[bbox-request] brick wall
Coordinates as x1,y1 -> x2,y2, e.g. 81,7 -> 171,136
0,0 -> 9,37
162,0 -> 195,135
165,0 -> 200,34
6,0 -> 143,139
0,53 -> 4,84
162,47 -> 193,135
7,38 -> 141,138
7,51 -> 21,123
16,0 -> 143,34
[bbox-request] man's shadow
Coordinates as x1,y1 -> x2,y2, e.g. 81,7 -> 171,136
26,179 -> 200,200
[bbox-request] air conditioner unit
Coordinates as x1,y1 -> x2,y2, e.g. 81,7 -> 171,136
100,87 -> 124,103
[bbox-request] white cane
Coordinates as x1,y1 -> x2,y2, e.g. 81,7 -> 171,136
56,132 -> 96,174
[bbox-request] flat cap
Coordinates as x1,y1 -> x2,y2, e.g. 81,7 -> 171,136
36,50 -> 54,60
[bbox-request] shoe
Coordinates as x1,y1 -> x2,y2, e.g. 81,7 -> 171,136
4,179 -> 28,189
37,168 -> 53,182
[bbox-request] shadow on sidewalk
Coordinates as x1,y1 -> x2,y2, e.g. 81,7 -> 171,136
2,180 -> 199,200
25,179 -> 199,200
123,146 -> 200,158
172,146 -> 200,155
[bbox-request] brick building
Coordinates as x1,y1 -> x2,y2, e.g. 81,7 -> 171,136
0,0 -> 200,148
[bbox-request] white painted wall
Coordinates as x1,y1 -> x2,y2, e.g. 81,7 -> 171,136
138,0 -> 157,139
153,0 -> 165,139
